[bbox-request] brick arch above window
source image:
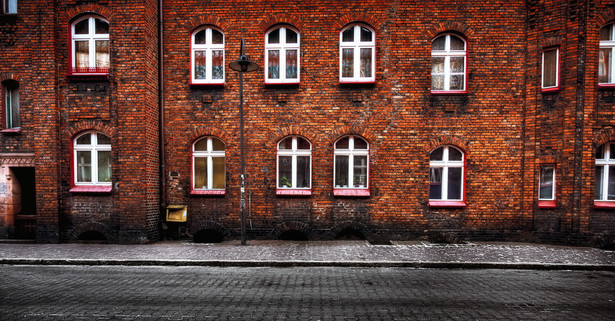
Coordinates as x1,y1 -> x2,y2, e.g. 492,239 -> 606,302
334,13 -> 381,31
593,128 -> 615,149
541,35 -> 563,48
596,10 -> 615,28
428,21 -> 474,40
427,136 -> 470,155
259,14 -> 304,33
327,125 -> 376,147
0,72 -> 22,83
65,121 -> 115,140
185,17 -> 230,34
62,5 -> 112,22
189,126 -> 231,145
271,125 -> 318,146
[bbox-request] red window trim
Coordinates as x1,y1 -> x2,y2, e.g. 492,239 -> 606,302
541,47 -> 560,92
276,188 -> 311,196
594,201 -> 615,209
70,185 -> 112,193
189,82 -> 225,87
598,83 -> 615,89
428,200 -> 466,208
339,80 -> 377,85
333,188 -> 370,197
191,189 -> 226,196
431,90 -> 468,95
538,200 -> 556,209
264,81 -> 300,86
1,128 -> 21,134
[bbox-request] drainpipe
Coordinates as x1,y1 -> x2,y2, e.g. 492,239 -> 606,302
158,0 -> 167,221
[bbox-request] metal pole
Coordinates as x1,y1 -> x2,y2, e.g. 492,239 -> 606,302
239,71 -> 246,245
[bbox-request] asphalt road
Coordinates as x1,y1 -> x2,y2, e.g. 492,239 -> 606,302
1,265 -> 613,320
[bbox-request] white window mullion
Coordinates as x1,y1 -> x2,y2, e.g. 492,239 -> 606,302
603,165 -> 610,201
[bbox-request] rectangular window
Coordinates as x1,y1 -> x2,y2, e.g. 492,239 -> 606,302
542,48 -> 559,90
5,84 -> 19,129
539,165 -> 555,200
3,0 -> 16,14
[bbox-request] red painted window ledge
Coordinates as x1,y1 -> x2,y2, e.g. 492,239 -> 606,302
428,200 -> 467,208
538,200 -> 556,209
276,189 -> 311,196
594,201 -> 615,209
191,189 -> 225,196
333,189 -> 370,197
70,185 -> 112,193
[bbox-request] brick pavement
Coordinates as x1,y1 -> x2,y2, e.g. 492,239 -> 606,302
0,240 -> 614,270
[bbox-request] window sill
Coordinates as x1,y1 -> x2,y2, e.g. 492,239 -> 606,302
428,200 -> 466,208
70,185 -> 112,193
333,188 -> 370,197
541,87 -> 560,94
598,83 -> 615,90
594,201 -> 615,209
339,80 -> 376,87
276,188 -> 311,196
1,128 -> 21,135
431,90 -> 467,95
67,73 -> 109,81
191,189 -> 225,196
189,82 -> 225,87
538,200 -> 556,209
264,82 -> 300,88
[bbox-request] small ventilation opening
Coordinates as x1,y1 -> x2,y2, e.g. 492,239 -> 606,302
77,231 -> 107,243
193,229 -> 224,243
278,230 -> 309,241
335,228 -> 366,240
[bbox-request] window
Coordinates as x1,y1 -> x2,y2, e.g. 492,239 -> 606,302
192,136 -> 225,194
599,24 -> 615,85
429,145 -> 465,207
3,80 -> 19,129
277,136 -> 311,195
191,26 -> 224,84
334,135 -> 369,196
542,48 -> 559,90
595,143 -> 615,208
431,34 -> 466,92
73,131 -> 111,189
71,15 -> 110,75
2,0 -> 16,14
339,24 -> 375,83
538,165 -> 556,208
265,26 -> 299,84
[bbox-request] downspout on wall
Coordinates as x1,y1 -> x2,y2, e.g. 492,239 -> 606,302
158,0 -> 167,218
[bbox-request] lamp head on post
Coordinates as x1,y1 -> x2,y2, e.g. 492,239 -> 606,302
229,38 -> 259,73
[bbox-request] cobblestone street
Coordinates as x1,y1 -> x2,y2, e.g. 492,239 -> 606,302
1,265 -> 613,320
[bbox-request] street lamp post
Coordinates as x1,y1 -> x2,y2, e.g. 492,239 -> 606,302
229,38 -> 259,245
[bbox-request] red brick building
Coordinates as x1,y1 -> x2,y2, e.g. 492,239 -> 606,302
0,0 -> 614,247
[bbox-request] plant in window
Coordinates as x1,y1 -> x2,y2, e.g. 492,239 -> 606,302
265,26 -> 299,84
193,137 -> 226,191
73,131 -> 111,186
339,24 -> 375,83
431,34 -> 466,92
71,15 -> 109,74
334,135 -> 369,189
192,27 -> 225,84
277,136 -> 311,190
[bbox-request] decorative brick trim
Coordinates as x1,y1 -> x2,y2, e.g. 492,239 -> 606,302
189,126 -> 231,144
271,221 -> 312,238
335,13 -> 381,31
541,35 -> 562,48
593,127 -> 615,148
0,153 -> 35,166
0,72 -> 22,83
596,9 -> 615,28
185,16 -> 230,33
62,4 -> 113,22
427,135 -> 470,155
259,14 -> 304,32
271,126 -> 318,144
187,220 -> 228,237
65,121 -> 115,140
69,221 -> 115,242
428,21 -> 474,39
327,125 -> 376,147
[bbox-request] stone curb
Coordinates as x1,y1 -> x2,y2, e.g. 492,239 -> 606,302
2,258 -> 614,271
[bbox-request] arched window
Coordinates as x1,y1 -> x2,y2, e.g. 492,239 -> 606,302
3,80 -> 19,129
599,24 -> 615,84
73,131 -> 111,186
191,26 -> 224,84
334,135 -> 369,195
431,34 -> 466,92
595,143 -> 615,206
71,15 -> 110,75
277,136 -> 311,194
265,25 -> 300,84
340,23 -> 375,83
192,136 -> 226,193
429,146 -> 465,205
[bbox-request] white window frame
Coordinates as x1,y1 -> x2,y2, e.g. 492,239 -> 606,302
277,135 -> 312,190
71,15 -> 109,74
429,145 -> 464,201
339,24 -> 376,83
192,136 -> 226,191
4,81 -> 19,129
538,165 -> 556,201
595,143 -> 615,202
265,26 -> 300,84
73,131 -> 111,186
191,26 -> 225,85
334,135 -> 369,189
431,34 -> 466,92
599,24 -> 615,85
541,48 -> 559,90
3,0 -> 16,14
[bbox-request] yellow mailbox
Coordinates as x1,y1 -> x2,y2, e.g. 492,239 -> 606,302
166,205 -> 187,222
